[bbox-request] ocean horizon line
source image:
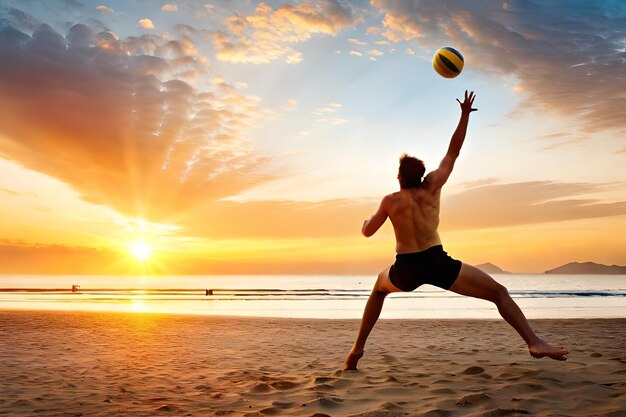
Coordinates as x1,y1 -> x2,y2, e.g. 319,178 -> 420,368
1,287 -> 624,298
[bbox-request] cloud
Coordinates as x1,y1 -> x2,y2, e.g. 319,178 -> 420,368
371,0 -> 626,134
285,51 -> 303,64
173,198 -> 373,239
96,5 -> 113,14
0,7 -> 42,32
123,180 -> 623,240
453,177 -> 500,190
312,102 -> 342,114
441,181 -> 626,230
138,18 -> 154,29
349,50 -> 363,57
130,180 -> 626,240
161,4 -> 178,12
0,21 -> 269,225
0,241 -> 121,275
0,187 -> 21,196
348,37 -> 366,45
215,0 -> 361,64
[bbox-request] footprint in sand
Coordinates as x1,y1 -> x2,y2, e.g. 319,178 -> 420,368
314,376 -> 337,384
381,354 -> 399,364
270,380 -> 300,390
313,383 -> 334,392
10,400 -> 32,407
431,388 -> 455,395
272,401 -> 296,408
302,396 -> 344,409
366,375 -> 401,384
456,393 -> 493,406
379,401 -> 403,410
433,379 -> 454,385
250,382 -> 272,393
422,409 -> 451,417
504,382 -> 546,392
346,407 -> 405,417
259,406 -> 281,415
155,404 -> 179,412
600,381 -> 626,389
498,365 -> 541,380
479,407 -> 531,416
462,366 -> 485,375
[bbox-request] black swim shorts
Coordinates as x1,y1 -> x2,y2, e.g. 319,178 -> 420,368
389,245 -> 462,291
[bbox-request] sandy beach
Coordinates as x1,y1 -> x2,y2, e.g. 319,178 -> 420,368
1,311 -> 624,417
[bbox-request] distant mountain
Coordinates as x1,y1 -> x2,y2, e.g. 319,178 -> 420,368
476,263 -> 510,274
545,262 -> 626,275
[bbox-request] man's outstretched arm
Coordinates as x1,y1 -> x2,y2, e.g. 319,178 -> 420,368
426,90 -> 477,190
362,196 -> 389,237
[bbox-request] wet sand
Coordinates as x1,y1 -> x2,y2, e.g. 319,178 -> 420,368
1,310 -> 624,416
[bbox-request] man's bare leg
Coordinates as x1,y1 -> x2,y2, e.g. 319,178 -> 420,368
343,267 -> 401,370
449,263 -> 569,360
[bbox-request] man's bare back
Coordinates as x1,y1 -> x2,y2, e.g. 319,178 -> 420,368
384,185 -> 442,253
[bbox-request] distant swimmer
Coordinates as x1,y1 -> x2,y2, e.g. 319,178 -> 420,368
343,91 -> 568,370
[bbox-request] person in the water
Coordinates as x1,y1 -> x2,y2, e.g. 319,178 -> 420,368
343,91 -> 569,370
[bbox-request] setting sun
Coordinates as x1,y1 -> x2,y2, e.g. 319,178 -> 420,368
130,242 -> 152,262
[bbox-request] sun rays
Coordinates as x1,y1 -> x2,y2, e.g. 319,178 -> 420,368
130,242 -> 152,262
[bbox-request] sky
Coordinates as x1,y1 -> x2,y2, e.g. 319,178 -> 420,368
0,0 -> 624,275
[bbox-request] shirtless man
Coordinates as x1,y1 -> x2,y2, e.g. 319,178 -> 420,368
343,91 -> 569,370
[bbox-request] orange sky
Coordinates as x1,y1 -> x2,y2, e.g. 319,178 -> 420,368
0,0 -> 624,275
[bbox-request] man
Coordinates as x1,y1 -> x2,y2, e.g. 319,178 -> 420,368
343,91 -> 569,371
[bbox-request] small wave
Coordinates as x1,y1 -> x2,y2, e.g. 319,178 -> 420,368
2,288 -> 625,300
509,290 -> 626,298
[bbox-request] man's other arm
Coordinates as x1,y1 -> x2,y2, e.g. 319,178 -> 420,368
362,196 -> 389,237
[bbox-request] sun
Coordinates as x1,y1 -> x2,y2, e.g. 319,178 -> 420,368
130,241 -> 152,262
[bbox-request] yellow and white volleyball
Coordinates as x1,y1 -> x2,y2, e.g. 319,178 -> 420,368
432,46 -> 464,78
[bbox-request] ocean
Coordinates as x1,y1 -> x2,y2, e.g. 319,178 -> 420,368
0,274 -> 625,319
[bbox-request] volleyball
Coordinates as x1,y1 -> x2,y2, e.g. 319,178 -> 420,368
433,47 -> 464,78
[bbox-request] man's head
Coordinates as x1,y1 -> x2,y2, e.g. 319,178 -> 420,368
398,153 -> 425,189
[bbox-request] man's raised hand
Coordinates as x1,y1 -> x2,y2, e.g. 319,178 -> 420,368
456,90 -> 477,114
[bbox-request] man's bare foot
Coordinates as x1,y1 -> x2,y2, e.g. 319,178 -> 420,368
529,340 -> 569,361
343,350 -> 364,370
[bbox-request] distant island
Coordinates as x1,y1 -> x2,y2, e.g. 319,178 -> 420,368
475,263 -> 510,274
545,262 -> 626,275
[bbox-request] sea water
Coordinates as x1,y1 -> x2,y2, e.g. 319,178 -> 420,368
0,274 -> 624,319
